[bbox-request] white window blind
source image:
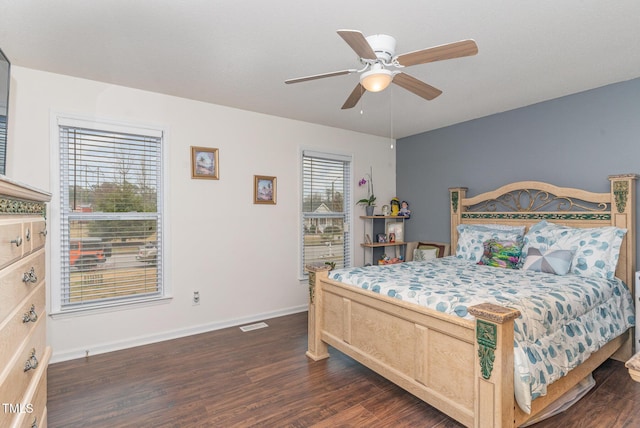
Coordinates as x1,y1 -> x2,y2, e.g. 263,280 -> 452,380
59,124 -> 163,310
301,151 -> 352,275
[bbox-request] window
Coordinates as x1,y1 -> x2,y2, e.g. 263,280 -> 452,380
56,118 -> 165,312
301,150 -> 352,275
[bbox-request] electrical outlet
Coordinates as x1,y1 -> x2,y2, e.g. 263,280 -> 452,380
193,291 -> 200,305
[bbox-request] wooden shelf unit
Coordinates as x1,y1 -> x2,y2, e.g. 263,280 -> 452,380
360,215 -> 407,265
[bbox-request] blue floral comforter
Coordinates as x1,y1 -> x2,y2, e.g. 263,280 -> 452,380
328,257 -> 634,412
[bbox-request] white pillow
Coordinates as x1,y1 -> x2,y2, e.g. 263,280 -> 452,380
520,220 -> 627,279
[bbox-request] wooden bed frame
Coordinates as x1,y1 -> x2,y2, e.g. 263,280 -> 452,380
306,174 -> 637,428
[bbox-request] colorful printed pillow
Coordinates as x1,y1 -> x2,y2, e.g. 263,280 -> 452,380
413,247 -> 439,262
477,239 -> 523,269
456,224 -> 526,262
520,220 -> 626,279
522,247 -> 574,275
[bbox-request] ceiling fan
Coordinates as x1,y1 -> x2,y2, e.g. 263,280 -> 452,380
285,29 -> 478,109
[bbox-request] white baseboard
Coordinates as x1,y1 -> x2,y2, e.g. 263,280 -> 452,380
49,305 -> 308,363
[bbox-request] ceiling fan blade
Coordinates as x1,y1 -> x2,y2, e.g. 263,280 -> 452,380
392,73 -> 442,100
337,29 -> 377,60
341,83 -> 366,109
396,39 -> 478,67
285,69 -> 356,84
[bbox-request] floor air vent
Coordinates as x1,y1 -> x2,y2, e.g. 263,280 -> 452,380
239,322 -> 269,332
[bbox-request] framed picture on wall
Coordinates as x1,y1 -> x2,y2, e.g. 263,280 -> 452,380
191,146 -> 219,179
254,175 -> 277,204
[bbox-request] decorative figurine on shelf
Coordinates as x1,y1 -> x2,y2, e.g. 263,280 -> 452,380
398,200 -> 411,218
378,254 -> 402,265
381,204 -> 390,216
390,197 -> 400,216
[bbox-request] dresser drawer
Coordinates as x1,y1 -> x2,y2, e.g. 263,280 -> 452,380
0,315 -> 46,408
0,282 -> 46,371
9,346 -> 49,428
0,220 -> 25,269
0,251 -> 45,324
13,407 -> 47,428
0,178 -> 51,428
37,407 -> 48,428
26,220 -> 47,254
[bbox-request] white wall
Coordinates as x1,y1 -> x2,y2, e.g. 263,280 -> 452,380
7,66 -> 396,362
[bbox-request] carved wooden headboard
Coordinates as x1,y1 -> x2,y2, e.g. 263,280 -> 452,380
449,174 -> 637,288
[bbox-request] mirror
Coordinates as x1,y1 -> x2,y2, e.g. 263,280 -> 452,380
0,48 -> 9,175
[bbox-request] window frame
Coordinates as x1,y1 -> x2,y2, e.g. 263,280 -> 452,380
300,149 -> 353,278
50,113 -> 171,316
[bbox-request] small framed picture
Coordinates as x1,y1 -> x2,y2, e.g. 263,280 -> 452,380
254,175 -> 277,204
388,232 -> 395,243
376,233 -> 387,243
191,146 -> 219,180
387,222 -> 404,242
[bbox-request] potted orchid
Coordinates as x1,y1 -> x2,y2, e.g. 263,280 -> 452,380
356,167 -> 376,216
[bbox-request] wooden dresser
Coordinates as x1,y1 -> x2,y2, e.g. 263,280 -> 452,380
0,177 -> 51,428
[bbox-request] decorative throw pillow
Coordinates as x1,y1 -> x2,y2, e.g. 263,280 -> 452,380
456,224 -> 526,262
477,239 -> 523,269
522,247 -> 574,275
417,242 -> 448,258
413,247 -> 439,262
519,220 -> 552,267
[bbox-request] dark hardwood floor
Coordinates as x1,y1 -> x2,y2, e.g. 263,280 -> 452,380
48,312 -> 640,427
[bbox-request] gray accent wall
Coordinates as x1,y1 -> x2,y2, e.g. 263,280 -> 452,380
397,78 -> 640,261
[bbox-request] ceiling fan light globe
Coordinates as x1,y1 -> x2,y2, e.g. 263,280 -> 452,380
360,68 -> 393,92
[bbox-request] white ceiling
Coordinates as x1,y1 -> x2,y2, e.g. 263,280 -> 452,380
1,1 -> 639,139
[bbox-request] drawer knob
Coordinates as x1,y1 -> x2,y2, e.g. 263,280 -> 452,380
24,348 -> 39,372
26,228 -> 31,241
22,267 -> 38,284
11,236 -> 23,247
31,417 -> 38,428
40,228 -> 48,237
22,304 -> 38,323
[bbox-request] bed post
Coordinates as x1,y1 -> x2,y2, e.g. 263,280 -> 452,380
608,174 -> 638,289
305,264 -> 331,361
449,187 -> 468,254
468,303 -> 521,428
609,174 -> 638,359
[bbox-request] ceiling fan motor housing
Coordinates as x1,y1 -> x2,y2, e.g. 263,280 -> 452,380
365,34 -> 396,63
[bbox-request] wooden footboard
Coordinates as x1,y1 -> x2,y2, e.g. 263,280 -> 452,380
306,265 -> 628,428
307,265 -> 522,427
